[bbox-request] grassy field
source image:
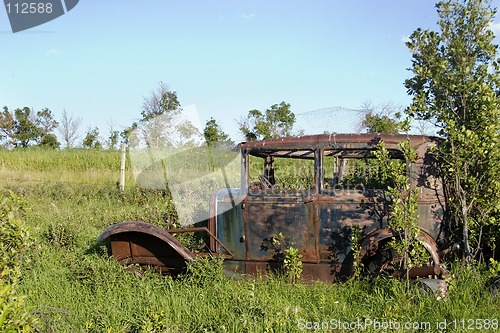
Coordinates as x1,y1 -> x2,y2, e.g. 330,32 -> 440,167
1,148 -> 499,332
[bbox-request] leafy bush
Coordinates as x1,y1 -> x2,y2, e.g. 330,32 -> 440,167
373,141 -> 428,286
0,191 -> 37,332
264,232 -> 303,283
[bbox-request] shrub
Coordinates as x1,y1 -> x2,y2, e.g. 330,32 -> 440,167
0,191 -> 37,331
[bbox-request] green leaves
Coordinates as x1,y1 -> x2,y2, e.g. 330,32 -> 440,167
0,107 -> 60,149
82,127 -> 102,149
238,101 -> 296,141
363,112 -> 402,134
0,191 -> 37,331
374,141 -> 427,285
405,0 -> 500,260
135,82 -> 201,149
268,232 -> 303,283
203,117 -> 233,147
140,83 -> 181,122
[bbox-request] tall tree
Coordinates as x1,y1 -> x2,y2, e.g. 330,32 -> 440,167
121,122 -> 138,146
107,130 -> 120,150
36,108 -> 58,136
131,82 -> 200,148
203,117 -> 233,147
360,101 -> 407,134
13,107 -> 41,147
82,127 -> 102,149
0,107 -> 15,147
405,0 -> 500,260
105,121 -> 120,150
58,109 -> 82,148
141,82 -> 181,122
36,108 -> 59,148
238,101 -> 295,141
0,107 -> 59,148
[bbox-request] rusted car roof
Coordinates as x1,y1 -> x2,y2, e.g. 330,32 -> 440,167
240,133 -> 436,149
239,133 -> 438,159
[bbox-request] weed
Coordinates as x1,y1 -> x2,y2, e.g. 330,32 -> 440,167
267,232 -> 303,283
42,221 -> 78,249
489,258 -> 500,276
350,225 -> 364,279
182,255 -> 225,286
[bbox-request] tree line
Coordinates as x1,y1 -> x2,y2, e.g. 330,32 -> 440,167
0,86 -> 297,150
0,106 -> 119,150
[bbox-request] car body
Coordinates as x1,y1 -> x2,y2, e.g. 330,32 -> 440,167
99,133 -> 448,281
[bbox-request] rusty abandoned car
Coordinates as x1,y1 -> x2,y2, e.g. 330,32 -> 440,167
98,133 -> 449,283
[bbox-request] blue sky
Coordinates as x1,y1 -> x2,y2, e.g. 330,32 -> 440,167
1,1 -> 499,143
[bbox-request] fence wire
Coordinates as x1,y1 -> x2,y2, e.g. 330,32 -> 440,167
294,107 -> 368,135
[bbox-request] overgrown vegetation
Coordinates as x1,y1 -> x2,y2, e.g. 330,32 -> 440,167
266,232 -> 303,283
360,101 -> 409,134
406,0 -> 500,261
1,150 -> 500,333
0,147 -> 497,332
0,191 -> 37,332
372,140 -> 428,286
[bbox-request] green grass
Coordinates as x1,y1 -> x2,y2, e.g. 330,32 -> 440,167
1,148 -> 499,332
0,147 -> 133,185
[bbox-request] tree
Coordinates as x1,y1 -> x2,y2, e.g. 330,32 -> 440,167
141,82 -> 181,122
0,107 -> 15,147
238,101 -> 295,141
105,121 -> 120,150
0,106 -> 59,148
39,133 -> 60,149
82,127 -> 102,149
36,108 -> 60,149
0,107 -> 60,148
203,117 -> 233,147
360,101 -> 407,134
133,82 -> 200,148
58,109 -> 82,148
107,130 -> 119,150
121,122 -> 138,146
12,107 -> 41,147
36,108 -> 58,136
372,140 -> 428,287
405,0 -> 500,260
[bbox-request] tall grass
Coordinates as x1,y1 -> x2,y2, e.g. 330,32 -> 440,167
0,148 -> 498,332
0,147 -> 133,185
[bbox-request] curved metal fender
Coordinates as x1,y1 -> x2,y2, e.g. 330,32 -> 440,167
98,221 -> 194,262
359,228 -> 440,265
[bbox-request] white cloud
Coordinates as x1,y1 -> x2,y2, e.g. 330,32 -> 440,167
489,21 -> 500,36
45,49 -> 62,56
241,13 -> 256,20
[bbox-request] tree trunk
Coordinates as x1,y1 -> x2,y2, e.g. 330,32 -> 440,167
462,200 -> 471,262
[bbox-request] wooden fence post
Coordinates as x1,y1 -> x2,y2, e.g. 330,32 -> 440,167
120,143 -> 126,192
